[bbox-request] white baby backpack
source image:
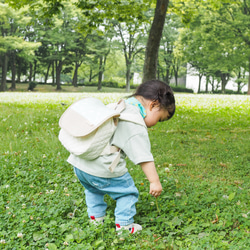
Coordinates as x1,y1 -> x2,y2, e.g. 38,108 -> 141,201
58,97 -> 146,172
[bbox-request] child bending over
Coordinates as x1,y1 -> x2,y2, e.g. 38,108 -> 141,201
69,80 -> 175,234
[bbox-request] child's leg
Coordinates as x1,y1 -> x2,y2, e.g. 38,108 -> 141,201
84,189 -> 107,218
74,167 -> 107,219
108,172 -> 139,226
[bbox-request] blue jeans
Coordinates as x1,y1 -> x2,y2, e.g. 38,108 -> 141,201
74,167 -> 139,226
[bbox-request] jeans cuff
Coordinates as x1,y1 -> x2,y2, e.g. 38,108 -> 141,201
89,213 -> 106,218
115,219 -> 134,226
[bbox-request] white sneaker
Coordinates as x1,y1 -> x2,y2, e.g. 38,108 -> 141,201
90,215 -> 105,225
116,223 -> 142,234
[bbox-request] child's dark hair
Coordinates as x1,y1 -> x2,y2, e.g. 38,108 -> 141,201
132,80 -> 175,119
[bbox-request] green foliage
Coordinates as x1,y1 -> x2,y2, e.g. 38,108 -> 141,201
173,0 -> 250,93
171,85 -> 194,93
81,81 -> 119,88
27,81 -> 37,91
0,93 -> 250,249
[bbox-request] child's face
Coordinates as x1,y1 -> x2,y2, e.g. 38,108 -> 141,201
144,102 -> 169,128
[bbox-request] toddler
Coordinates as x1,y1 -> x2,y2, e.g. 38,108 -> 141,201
68,80 -> 175,233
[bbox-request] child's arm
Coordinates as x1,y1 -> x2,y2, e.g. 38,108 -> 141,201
140,161 -> 162,197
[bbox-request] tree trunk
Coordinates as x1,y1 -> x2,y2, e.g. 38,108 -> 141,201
205,76 -> 209,93
98,56 -> 103,91
174,70 -> 178,86
45,62 -> 51,84
211,77 -> 215,93
72,62 -> 79,87
0,54 -> 8,92
10,52 -> 16,90
198,74 -> 202,93
52,61 -> 55,86
126,62 -> 131,92
33,60 -> 37,81
221,73 -> 229,94
55,60 -> 62,90
29,62 -> 33,83
143,0 -> 169,82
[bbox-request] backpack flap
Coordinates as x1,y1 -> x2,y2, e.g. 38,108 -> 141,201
59,118 -> 117,159
59,97 -> 120,137
58,97 -> 120,160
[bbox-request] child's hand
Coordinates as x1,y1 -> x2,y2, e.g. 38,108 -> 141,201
149,181 -> 162,197
140,161 -> 162,197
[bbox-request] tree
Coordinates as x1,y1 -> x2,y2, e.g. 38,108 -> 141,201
143,0 -> 169,82
0,3 -> 40,91
157,13 -> 183,84
112,20 -> 146,91
173,0 -> 250,94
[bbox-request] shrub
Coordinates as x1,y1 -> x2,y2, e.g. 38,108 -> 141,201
170,86 -> 194,93
27,82 -> 37,91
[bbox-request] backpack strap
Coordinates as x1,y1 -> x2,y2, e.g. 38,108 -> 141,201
104,99 -> 147,173
108,99 -> 147,128
108,149 -> 121,173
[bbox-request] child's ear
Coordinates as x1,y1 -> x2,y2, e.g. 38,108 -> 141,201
149,100 -> 160,110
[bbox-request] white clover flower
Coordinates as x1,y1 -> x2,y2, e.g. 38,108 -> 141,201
5,185 -> 10,188
20,195 -> 25,198
54,183 -> 58,187
24,151 -> 27,154
46,190 -> 49,194
6,206 -> 9,210
17,233 -> 23,238
150,202 -> 154,206
43,154 -> 46,158
50,190 -> 55,194
165,167 -> 170,173
223,195 -> 229,199
242,214 -> 248,218
63,242 -> 69,246
0,239 -> 6,244
64,187 -> 68,192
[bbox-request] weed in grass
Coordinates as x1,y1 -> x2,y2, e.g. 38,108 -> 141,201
0,93 -> 249,249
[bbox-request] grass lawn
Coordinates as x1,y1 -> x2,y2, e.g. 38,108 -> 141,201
0,92 -> 249,249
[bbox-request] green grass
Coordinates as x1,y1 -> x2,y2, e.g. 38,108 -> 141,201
0,93 -> 249,249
